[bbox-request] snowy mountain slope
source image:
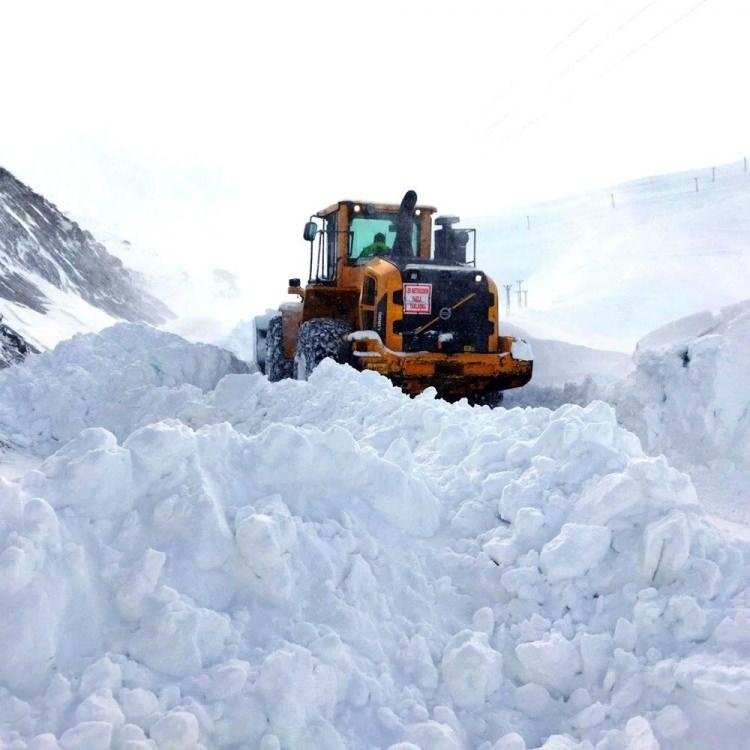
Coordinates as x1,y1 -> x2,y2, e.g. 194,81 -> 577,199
0,317 -> 37,368
1,325 -> 750,749
103,234 -> 258,346
0,168 -> 171,348
476,158 -> 750,352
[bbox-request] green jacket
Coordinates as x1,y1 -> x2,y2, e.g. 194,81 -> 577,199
361,240 -> 391,257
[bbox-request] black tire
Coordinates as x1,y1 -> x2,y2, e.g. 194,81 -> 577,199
266,315 -> 293,382
254,317 -> 269,374
469,390 -> 504,408
293,318 -> 353,380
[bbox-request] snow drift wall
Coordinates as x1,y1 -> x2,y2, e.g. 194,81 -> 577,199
0,323 -> 248,455
617,301 -> 750,467
1,325 -> 750,750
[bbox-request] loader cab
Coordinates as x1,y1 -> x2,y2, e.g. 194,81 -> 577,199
304,200 -> 437,285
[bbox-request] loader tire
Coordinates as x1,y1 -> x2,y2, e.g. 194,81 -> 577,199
266,315 -> 293,382
254,317 -> 269,374
469,390 -> 504,408
293,318 -> 353,380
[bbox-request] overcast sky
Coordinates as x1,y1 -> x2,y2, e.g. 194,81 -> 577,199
1,0 -> 747,314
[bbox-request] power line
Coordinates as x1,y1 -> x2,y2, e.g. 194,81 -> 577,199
552,0 -> 661,82
482,0 -> 658,138
479,0 -> 614,131
484,0 -> 662,140
481,0 -> 660,141
545,17 -> 591,56
544,14 -> 597,58
603,0 -> 712,74
483,0 -> 713,148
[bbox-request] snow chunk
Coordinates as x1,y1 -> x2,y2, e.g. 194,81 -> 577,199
59,721 -> 113,750
440,630 -> 503,709
74,689 -> 125,729
79,657 -> 122,696
511,339 -> 534,362
402,720 -> 464,750
641,512 -> 690,584
540,523 -> 612,582
119,688 -> 160,728
22,428 -> 133,518
149,710 -> 200,749
515,633 -> 582,696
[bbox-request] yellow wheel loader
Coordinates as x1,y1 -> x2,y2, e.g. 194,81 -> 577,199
255,190 -> 532,404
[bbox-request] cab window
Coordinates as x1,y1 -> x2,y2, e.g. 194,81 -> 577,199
349,215 -> 419,262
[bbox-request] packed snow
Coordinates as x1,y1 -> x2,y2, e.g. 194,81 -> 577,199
617,300 -> 750,469
615,300 -> 750,528
1,323 -> 750,749
0,325 -> 248,457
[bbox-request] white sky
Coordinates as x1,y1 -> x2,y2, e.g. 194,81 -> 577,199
1,0 -> 748,316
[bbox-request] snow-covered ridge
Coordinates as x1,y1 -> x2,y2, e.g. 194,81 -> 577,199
0,168 -> 170,348
1,324 -> 750,749
478,159 -> 750,352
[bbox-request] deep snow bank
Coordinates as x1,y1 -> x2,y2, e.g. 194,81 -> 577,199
1,326 -> 750,749
617,300 -> 750,467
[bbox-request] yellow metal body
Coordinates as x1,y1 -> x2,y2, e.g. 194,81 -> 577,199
348,331 -> 532,399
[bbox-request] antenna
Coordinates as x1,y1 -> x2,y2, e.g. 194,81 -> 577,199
503,284 -> 512,316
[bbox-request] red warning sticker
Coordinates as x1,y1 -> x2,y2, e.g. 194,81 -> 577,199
403,283 -> 432,314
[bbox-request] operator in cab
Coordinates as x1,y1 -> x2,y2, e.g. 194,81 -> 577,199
361,232 -> 391,258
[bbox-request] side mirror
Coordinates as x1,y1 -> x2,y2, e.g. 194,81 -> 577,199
303,221 -> 318,242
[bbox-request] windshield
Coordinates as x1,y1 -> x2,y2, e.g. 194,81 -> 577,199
349,215 -> 419,262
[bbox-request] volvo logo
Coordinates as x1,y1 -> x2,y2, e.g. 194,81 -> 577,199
439,307 -> 452,320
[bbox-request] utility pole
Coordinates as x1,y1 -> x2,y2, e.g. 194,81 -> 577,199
712,167 -> 716,183
516,280 -> 524,308
745,157 -> 748,173
503,284 -> 512,316
523,290 -> 528,308
526,215 -> 531,230
611,192 -> 615,208
694,177 -> 699,193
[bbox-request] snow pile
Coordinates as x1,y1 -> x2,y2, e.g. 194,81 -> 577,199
1,325 -> 750,749
617,300 -> 750,467
0,323 -> 248,455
